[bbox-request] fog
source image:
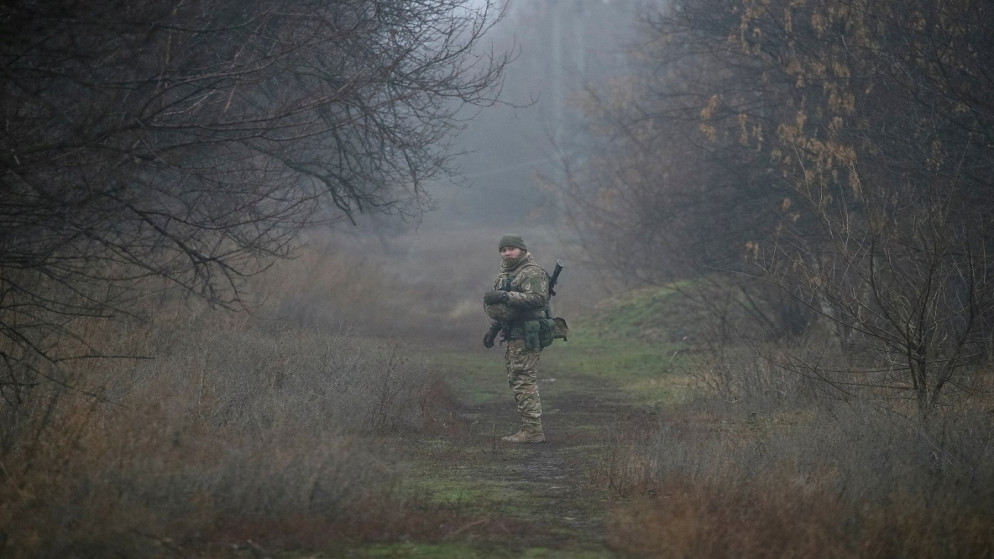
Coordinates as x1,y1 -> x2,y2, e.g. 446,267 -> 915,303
431,0 -> 638,226
296,1 -> 646,333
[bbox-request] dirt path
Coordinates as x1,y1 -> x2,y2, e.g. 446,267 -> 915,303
390,349 -> 643,557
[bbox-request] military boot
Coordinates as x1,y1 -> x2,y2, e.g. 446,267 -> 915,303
501,423 -> 545,443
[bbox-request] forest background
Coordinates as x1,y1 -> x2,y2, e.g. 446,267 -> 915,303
1,0 -> 993,557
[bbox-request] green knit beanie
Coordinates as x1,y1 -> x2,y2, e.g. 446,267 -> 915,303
498,234 -> 527,251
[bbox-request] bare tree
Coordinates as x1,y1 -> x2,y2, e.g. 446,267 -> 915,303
543,0 -> 811,342
549,0 -> 994,420
731,0 -> 994,422
0,0 -> 508,400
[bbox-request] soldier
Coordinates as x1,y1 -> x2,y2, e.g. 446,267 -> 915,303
482,234 -> 549,443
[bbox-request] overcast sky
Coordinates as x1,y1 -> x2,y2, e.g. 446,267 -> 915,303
421,0 -> 643,231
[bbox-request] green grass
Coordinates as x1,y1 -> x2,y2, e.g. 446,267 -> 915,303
577,283 -> 692,339
544,284 -> 699,406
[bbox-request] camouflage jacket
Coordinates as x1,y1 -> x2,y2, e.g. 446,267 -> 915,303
491,252 -> 549,333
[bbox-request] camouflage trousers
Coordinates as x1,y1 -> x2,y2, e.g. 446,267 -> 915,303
504,339 -> 543,428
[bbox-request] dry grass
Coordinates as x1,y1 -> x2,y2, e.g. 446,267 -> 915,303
0,227 -> 586,557
599,344 -> 994,559
606,477 -> 848,558
606,477 -> 994,559
264,227 -> 603,343
0,288 -> 454,557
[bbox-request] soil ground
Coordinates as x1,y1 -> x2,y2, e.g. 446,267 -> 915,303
337,341 -> 657,558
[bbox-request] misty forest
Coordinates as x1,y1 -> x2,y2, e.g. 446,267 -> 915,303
2,0 -> 993,557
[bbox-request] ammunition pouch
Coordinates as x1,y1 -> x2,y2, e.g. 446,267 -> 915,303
524,320 -> 541,350
522,317 -> 569,350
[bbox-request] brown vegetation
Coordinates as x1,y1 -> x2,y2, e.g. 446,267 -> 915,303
0,279 -> 450,556
596,334 -> 994,558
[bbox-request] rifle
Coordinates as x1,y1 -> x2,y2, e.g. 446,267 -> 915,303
548,259 -> 564,297
545,260 -> 568,340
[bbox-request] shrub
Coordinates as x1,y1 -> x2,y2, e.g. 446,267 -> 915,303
600,396 -> 994,558
0,314 -> 444,557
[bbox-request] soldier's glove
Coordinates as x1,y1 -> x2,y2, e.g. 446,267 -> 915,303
483,330 -> 497,349
483,290 -> 509,305
483,322 -> 501,349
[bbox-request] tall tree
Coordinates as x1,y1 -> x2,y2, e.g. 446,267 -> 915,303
546,0 -> 808,340
552,0 -> 994,420
735,0 -> 994,421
